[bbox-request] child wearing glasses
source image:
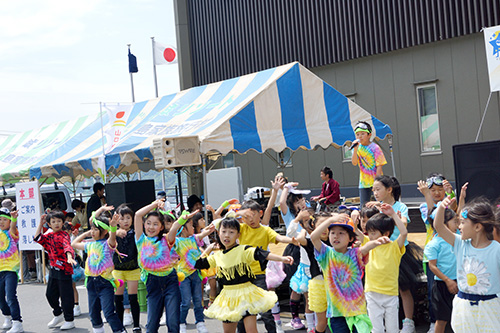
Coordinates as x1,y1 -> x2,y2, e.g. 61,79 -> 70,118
417,172 -> 456,332
350,121 -> 387,207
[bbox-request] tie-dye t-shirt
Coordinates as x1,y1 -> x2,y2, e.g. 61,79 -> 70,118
175,235 -> 204,278
315,242 -> 368,318
84,239 -> 115,281
356,142 -> 387,188
0,229 -> 20,273
136,234 -> 179,277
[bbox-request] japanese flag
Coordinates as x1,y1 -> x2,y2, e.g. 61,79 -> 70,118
154,41 -> 177,65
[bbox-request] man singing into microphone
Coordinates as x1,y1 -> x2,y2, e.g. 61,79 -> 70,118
350,121 -> 387,207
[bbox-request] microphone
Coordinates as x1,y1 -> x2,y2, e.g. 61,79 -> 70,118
349,139 -> 360,150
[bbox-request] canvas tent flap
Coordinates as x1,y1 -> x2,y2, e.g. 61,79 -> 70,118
0,114 -> 101,184
2,61 -> 392,182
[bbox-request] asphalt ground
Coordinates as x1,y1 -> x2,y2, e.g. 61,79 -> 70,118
11,279 -> 434,332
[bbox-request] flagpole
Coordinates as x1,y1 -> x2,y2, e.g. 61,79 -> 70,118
151,37 -> 159,98
475,91 -> 493,142
99,102 -> 107,183
127,44 -> 136,102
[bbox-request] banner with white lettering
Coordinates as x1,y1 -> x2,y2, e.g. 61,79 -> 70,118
15,181 -> 43,250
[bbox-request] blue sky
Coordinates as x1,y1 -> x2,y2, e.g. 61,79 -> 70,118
0,0 -> 179,133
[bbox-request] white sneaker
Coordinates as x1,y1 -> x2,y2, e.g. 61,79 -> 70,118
73,305 -> 81,317
60,321 -> 75,330
196,322 -> 209,333
401,318 -> 416,333
275,320 -> 285,333
179,323 -> 187,333
47,314 -> 64,328
7,320 -> 24,333
2,315 -> 12,329
427,322 -> 435,333
159,313 -> 166,326
93,327 -> 105,333
123,312 -> 133,326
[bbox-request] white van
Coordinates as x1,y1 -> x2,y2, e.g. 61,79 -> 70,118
0,184 -> 73,212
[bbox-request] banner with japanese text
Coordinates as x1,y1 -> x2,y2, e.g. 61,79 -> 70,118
15,181 -> 43,250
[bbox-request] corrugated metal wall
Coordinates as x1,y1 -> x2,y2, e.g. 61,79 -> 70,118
187,0 -> 500,86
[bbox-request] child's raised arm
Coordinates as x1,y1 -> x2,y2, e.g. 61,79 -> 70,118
262,176 -> 285,226
457,182 -> 468,215
34,213 -> 46,239
107,213 -> 119,249
167,210 -> 199,244
212,199 -> 239,220
134,200 -> 162,240
417,180 -> 435,220
380,203 -> 407,249
196,223 -> 216,240
9,210 -> 19,236
279,182 -> 298,215
295,229 -> 308,247
310,214 -> 340,251
433,197 -> 456,247
72,230 -> 92,251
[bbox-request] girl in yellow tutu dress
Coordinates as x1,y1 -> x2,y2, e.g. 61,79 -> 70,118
195,217 -> 293,333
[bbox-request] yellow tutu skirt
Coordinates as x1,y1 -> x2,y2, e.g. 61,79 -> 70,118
308,277 -> 327,313
204,281 -> 278,322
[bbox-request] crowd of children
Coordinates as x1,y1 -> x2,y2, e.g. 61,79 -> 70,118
2,123 -> 500,333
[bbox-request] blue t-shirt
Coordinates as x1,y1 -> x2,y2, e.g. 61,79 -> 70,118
453,234 -> 500,295
389,201 -> 410,246
281,209 -> 302,232
424,235 -> 456,280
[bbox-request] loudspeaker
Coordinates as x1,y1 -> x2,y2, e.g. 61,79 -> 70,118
105,180 -> 156,213
453,140 -> 500,202
153,136 -> 201,169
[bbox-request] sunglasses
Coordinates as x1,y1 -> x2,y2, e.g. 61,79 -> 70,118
354,122 -> 371,133
426,176 -> 444,188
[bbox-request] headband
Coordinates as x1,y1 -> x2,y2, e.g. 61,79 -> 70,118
354,128 -> 371,134
91,212 -> 117,232
159,209 -> 176,220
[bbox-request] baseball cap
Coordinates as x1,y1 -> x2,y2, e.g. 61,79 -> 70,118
329,217 -> 356,231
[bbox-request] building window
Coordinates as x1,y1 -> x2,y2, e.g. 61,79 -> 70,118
223,153 -> 235,168
417,84 -> 441,153
277,149 -> 293,167
342,144 -> 353,161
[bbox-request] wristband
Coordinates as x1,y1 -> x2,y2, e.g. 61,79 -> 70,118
11,217 -> 17,223
446,191 -> 456,200
178,210 -> 190,226
110,226 -> 117,233
221,200 -> 230,208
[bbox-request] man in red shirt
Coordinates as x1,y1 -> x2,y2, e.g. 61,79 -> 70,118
311,166 -> 341,210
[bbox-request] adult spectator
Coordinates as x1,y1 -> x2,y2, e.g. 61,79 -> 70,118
71,199 -> 88,231
86,182 -> 105,219
311,166 -> 341,210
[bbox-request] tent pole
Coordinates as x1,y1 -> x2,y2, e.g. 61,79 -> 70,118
161,169 -> 166,191
388,135 -> 396,178
202,155 -> 208,223
175,168 -> 185,211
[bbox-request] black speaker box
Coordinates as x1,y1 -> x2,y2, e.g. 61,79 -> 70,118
453,140 -> 500,202
105,180 -> 156,213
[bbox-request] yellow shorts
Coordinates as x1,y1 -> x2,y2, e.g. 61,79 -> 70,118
308,277 -> 327,313
112,268 -> 141,282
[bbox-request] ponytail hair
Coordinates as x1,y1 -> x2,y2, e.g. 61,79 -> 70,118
375,175 -> 401,201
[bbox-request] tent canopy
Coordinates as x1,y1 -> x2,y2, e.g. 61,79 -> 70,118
0,62 -> 392,184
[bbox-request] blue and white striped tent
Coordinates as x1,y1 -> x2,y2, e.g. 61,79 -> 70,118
3,62 -> 392,182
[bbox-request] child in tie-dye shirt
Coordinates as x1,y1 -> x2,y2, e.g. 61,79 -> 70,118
167,210 -> 215,333
0,208 -> 23,333
134,200 -> 198,333
71,206 -> 126,333
350,121 -> 387,207
311,214 -> 391,333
